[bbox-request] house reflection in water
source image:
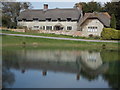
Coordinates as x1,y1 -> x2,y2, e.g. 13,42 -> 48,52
3,49 -> 108,80
42,70 -> 47,76
76,73 -> 80,80
80,51 -> 103,70
3,48 -> 119,88
21,69 -> 26,74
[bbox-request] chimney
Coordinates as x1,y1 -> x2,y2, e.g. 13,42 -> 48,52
44,4 -> 48,10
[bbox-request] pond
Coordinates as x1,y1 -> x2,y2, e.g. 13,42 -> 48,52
2,47 -> 120,88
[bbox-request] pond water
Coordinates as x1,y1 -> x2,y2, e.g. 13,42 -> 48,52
2,47 -> 120,88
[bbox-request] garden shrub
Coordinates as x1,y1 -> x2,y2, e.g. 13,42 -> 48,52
101,28 -> 120,40
93,36 -> 101,39
89,34 -> 93,37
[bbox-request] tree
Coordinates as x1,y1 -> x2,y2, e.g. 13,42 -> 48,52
2,2 -> 32,28
74,2 -> 103,14
22,2 -> 32,10
75,1 -> 120,29
104,2 -> 120,30
111,14 -> 116,29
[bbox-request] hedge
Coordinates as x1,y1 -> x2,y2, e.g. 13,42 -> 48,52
101,28 -> 120,40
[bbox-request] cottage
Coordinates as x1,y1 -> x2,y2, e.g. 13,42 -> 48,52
79,12 -> 111,37
18,4 -> 82,31
17,4 -> 111,37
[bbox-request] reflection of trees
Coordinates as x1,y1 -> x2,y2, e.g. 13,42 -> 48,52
100,50 -> 119,62
2,63 -> 15,88
102,61 -> 120,89
2,50 -> 19,88
100,50 -> 120,88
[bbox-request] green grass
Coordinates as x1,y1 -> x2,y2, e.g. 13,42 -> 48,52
2,30 -> 101,40
2,34 -> 119,50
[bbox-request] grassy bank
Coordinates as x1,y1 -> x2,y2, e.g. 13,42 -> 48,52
2,34 -> 119,50
2,30 -> 100,40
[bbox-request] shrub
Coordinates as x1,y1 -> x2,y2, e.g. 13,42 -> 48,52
17,25 -> 24,29
101,28 -> 120,40
89,34 -> 93,37
93,36 -> 101,39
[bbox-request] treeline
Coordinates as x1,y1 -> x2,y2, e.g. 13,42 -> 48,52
75,2 -> 120,30
2,2 -> 32,28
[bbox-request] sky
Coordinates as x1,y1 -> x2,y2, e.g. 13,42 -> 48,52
16,0 -> 111,2
31,2 -> 77,9
30,1 -> 109,9
15,0 -> 112,9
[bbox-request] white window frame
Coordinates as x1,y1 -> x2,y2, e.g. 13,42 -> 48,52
33,26 -> 39,30
46,26 -> 52,30
88,26 -> 98,32
43,26 -> 46,30
67,26 -> 72,30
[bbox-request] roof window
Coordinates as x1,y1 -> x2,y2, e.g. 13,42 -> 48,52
67,18 -> 71,21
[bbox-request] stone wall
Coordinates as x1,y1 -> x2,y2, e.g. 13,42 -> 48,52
26,29 -> 82,37
10,29 -> 25,32
1,27 -> 25,32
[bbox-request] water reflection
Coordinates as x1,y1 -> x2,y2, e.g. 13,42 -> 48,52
2,48 -> 119,88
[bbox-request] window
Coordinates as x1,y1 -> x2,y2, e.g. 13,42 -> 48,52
58,18 -> 61,21
34,26 -> 39,29
88,27 -> 97,32
46,26 -> 52,30
33,18 -> 39,21
67,18 -> 71,21
18,20 -> 22,22
22,18 -> 26,21
95,27 -> 97,32
67,26 -> 72,30
40,26 -> 42,29
46,18 -> 51,21
43,26 -> 45,30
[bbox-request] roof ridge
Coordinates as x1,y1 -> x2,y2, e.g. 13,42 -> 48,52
24,8 -> 78,11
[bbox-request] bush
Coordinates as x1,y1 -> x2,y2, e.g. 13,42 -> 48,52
89,34 -> 93,37
17,25 -> 24,29
101,28 -> 120,40
93,36 -> 101,39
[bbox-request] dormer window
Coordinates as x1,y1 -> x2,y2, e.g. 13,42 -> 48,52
22,18 -> 26,21
18,20 -> 22,22
33,18 -> 39,21
58,18 -> 61,21
67,18 -> 71,21
46,18 -> 51,21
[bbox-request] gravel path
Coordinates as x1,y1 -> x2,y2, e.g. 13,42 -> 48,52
1,33 -> 119,43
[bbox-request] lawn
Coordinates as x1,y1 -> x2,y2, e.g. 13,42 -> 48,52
2,34 -> 119,50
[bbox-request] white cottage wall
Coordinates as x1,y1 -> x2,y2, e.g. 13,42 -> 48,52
18,21 -> 78,31
81,19 -> 104,37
